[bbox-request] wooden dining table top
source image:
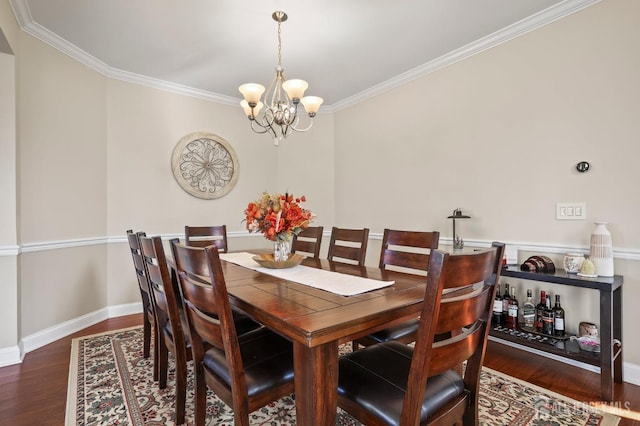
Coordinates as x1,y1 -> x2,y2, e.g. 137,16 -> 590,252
219,256 -> 429,347
215,254 -> 429,425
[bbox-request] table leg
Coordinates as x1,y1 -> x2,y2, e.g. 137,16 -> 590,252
613,286 -> 623,384
293,340 -> 339,425
600,288 -> 614,401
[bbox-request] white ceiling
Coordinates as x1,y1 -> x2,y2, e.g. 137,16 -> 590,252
10,0 -> 599,110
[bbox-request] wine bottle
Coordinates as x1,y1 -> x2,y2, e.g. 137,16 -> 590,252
507,286 -> 519,329
492,284 -> 504,325
553,294 -> 566,337
501,283 -> 511,325
542,294 -> 554,336
522,289 -> 535,330
535,290 -> 546,332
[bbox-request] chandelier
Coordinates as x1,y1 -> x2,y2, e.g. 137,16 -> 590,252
239,11 -> 323,146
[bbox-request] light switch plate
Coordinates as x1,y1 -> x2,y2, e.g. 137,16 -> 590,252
556,202 -> 586,220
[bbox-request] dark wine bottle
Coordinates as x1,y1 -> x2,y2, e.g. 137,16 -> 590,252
553,294 -> 566,337
501,283 -> 511,325
492,284 -> 504,325
535,290 -> 546,332
506,286 -> 519,330
542,295 -> 554,336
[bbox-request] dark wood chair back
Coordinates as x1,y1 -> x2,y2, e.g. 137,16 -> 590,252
327,226 -> 369,266
171,241 -> 295,425
353,229 -> 440,349
291,226 -> 324,258
139,235 -> 191,424
379,228 -> 440,273
185,225 -> 228,252
337,242 -> 505,425
126,230 -> 155,363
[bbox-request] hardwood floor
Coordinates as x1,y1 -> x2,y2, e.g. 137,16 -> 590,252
1,313 -> 639,425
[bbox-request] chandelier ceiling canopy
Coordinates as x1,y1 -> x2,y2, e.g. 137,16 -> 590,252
239,11 -> 323,146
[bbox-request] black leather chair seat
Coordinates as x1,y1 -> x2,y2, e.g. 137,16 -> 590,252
232,311 -> 262,336
366,319 -> 419,343
338,341 -> 464,426
203,327 -> 294,397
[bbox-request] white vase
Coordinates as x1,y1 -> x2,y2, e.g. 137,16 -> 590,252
589,222 -> 614,277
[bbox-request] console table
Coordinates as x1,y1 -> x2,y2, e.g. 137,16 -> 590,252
490,265 -> 623,401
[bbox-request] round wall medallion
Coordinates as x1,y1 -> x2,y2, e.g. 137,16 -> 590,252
171,132 -> 239,199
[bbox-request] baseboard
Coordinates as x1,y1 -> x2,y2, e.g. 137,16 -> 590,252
489,336 -> 640,386
624,361 -> 640,387
0,344 -> 22,368
21,308 -> 110,354
107,301 -> 143,318
10,302 -> 143,366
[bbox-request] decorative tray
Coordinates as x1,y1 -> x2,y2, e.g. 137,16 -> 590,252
493,325 -> 571,341
252,253 -> 305,269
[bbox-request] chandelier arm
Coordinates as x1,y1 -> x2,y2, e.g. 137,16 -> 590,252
290,118 -> 314,133
248,118 -> 279,142
249,120 -> 270,135
256,114 -> 280,139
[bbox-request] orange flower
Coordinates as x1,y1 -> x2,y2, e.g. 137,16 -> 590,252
243,192 -> 314,241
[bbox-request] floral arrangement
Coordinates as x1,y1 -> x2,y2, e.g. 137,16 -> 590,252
244,192 -> 314,241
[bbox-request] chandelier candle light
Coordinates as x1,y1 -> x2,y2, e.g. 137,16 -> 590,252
239,11 -> 323,146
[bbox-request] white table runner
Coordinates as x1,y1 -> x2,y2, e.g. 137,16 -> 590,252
219,252 -> 394,296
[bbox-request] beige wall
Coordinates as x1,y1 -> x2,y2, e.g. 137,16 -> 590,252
0,1 -> 18,351
0,51 -> 17,348
334,0 -> 639,362
104,79 -> 335,307
15,29 -> 108,337
18,33 -> 107,243
335,0 -> 639,245
20,246 -> 107,335
1,0 -> 639,375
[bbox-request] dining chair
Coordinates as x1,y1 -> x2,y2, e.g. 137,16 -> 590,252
185,225 -> 228,252
139,235 -> 191,424
353,229 -> 440,349
186,225 -> 262,334
327,226 -> 369,266
170,241 -> 295,426
337,242 -> 505,426
125,230 -> 157,375
291,225 -> 324,258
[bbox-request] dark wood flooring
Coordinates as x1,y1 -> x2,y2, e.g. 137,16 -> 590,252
0,313 -> 638,425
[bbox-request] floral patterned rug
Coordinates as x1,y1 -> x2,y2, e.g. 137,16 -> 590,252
66,327 -> 620,425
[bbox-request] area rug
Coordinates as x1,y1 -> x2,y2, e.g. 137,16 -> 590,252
66,327 -> 620,425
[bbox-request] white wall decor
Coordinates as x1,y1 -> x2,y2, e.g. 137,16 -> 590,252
171,131 -> 239,199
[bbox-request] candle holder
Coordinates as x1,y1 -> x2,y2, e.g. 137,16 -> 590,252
447,208 -> 471,251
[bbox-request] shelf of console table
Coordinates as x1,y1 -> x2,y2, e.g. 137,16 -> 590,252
491,265 -> 623,401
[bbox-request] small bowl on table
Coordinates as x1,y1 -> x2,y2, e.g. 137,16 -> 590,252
252,253 -> 305,269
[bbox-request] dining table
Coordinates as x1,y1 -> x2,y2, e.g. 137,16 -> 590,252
215,252 -> 430,426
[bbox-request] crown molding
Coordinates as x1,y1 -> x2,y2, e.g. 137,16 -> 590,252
331,0 -> 602,111
106,67 -> 240,106
8,0 -> 240,107
10,0 -> 600,111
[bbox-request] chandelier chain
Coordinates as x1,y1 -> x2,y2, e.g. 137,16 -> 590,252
277,20 -> 282,68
